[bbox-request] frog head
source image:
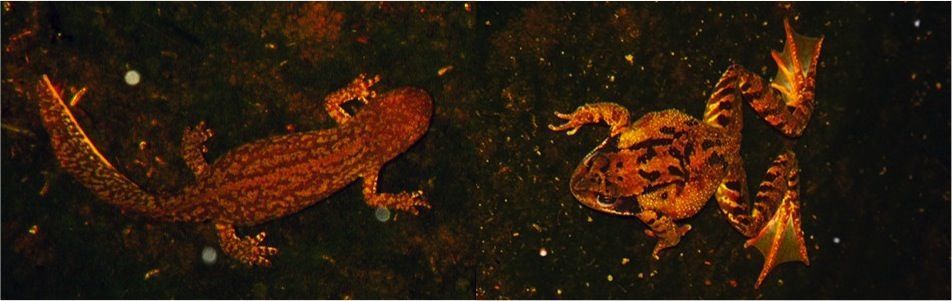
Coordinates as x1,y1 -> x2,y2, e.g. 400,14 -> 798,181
568,110 -> 735,218
569,140 -> 651,216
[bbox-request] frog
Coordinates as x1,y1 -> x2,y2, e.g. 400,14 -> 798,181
549,19 -> 823,288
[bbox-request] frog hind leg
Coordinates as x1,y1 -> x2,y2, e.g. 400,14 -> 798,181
214,222 -> 278,266
705,65 -> 754,234
548,102 -> 631,137
182,121 -> 214,177
324,74 -> 381,125
747,19 -> 823,138
715,161 -> 761,237
742,151 -> 810,288
703,64 -> 747,135
635,210 -> 692,260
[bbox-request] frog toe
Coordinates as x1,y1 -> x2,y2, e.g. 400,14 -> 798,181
744,196 -> 809,288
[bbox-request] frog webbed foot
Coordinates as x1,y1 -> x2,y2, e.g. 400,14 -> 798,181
636,210 -> 692,260
548,102 -> 631,137
215,223 -> 279,266
744,196 -> 809,288
751,19 -> 824,137
742,151 -> 810,288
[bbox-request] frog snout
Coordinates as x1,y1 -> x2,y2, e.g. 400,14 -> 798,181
570,170 -> 626,208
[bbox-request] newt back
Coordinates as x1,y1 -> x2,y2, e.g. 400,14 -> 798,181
37,74 -> 433,266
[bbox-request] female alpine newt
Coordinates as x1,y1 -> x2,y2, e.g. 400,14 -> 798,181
37,74 -> 432,266
549,20 -> 822,288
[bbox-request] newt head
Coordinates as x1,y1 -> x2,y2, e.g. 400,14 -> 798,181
355,86 -> 433,159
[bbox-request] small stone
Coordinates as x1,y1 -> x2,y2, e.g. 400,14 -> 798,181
201,246 -> 218,265
374,207 -> 391,222
124,70 -> 141,86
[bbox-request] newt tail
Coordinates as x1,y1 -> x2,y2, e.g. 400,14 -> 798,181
37,75 -> 176,221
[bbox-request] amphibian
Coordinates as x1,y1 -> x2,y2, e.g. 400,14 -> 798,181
550,20 -> 822,288
37,74 -> 432,266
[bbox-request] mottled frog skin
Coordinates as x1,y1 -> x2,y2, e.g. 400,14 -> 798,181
550,20 -> 822,288
37,74 -> 432,266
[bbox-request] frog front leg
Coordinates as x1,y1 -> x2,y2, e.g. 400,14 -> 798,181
361,167 -> 431,215
635,210 -> 692,259
214,222 -> 278,266
548,102 -> 631,137
324,74 -> 381,125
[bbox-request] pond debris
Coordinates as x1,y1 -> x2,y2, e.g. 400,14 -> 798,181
67,87 -> 88,107
438,65 -> 454,77
143,268 -> 161,280
1,122 -> 36,137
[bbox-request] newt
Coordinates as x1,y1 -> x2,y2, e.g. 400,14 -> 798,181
549,19 -> 822,288
37,74 -> 433,266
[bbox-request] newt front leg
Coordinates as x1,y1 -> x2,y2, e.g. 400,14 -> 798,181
324,74 -> 381,125
361,168 -> 431,215
215,223 -> 279,266
182,121 -> 213,177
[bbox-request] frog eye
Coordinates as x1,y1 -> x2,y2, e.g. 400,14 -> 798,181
595,195 -> 617,206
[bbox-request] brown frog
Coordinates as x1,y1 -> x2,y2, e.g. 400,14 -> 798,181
550,19 -> 822,288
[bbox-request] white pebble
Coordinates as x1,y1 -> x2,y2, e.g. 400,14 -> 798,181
201,246 -> 218,265
124,70 -> 141,86
374,207 -> 391,222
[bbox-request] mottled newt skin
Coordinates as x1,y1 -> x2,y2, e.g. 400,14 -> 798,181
550,20 -> 822,288
37,74 -> 432,266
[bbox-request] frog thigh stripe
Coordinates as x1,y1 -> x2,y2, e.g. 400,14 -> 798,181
716,161 -> 760,237
703,67 -> 744,134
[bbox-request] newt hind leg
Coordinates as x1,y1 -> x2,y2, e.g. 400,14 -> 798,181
182,121 -> 213,177
324,74 -> 380,125
215,223 -> 278,266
